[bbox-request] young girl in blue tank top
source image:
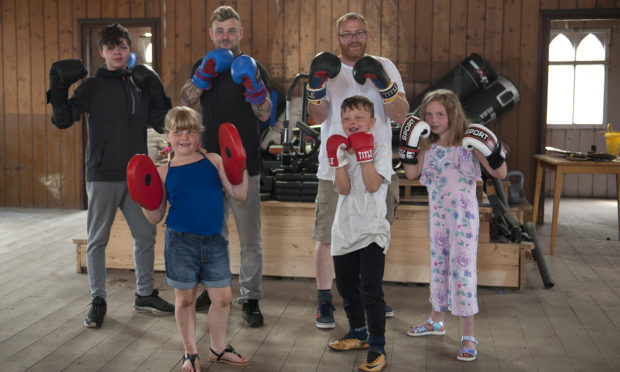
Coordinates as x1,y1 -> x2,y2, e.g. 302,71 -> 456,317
141,106 -> 250,369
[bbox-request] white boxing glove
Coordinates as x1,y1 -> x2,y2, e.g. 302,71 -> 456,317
399,115 -> 431,164
462,123 -> 506,169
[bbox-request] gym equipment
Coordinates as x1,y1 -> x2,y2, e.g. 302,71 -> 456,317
506,171 -> 526,205
409,53 -> 497,117
463,76 -> 520,125
488,177 -> 554,288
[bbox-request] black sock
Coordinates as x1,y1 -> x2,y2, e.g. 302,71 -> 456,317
318,289 -> 332,304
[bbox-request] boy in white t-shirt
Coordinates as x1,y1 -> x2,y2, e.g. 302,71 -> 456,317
326,95 -> 391,372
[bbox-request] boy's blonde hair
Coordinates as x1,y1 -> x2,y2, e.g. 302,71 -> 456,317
341,95 -> 375,118
419,89 -> 469,149
164,106 -> 203,133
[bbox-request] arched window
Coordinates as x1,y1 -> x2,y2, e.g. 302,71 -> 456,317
546,30 -> 609,125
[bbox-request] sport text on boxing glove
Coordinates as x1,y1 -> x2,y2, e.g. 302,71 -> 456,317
132,64 -> 171,134
231,55 -> 267,105
399,115 -> 431,164
306,52 -> 341,105
127,154 -> 163,210
192,48 -> 234,90
352,56 -> 399,104
348,132 -> 375,163
219,122 -> 247,185
462,123 -> 506,169
326,134 -> 351,168
46,59 -> 88,106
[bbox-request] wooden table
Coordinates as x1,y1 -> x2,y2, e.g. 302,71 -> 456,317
532,154 -> 620,255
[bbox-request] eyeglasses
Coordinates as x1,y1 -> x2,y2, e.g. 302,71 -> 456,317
338,31 -> 367,41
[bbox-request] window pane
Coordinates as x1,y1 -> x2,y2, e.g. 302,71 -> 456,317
574,64 -> 604,124
549,34 -> 574,62
547,65 -> 574,124
576,33 -> 605,61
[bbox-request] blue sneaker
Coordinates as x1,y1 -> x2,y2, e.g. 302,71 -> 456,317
316,300 -> 336,329
385,304 -> 394,318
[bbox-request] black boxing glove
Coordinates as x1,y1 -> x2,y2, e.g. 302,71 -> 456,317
46,59 -> 88,106
132,64 -> 172,134
352,55 -> 398,104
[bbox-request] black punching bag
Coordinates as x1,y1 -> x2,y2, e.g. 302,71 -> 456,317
410,53 -> 497,117
463,76 -> 520,125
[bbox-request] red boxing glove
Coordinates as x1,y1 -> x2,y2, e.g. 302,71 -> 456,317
326,134 -> 351,168
219,122 -> 247,185
126,154 -> 163,210
348,132 -> 375,163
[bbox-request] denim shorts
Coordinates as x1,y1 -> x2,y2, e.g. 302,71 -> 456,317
164,228 -> 232,290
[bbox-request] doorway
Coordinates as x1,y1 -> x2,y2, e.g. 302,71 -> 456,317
77,19 -> 160,209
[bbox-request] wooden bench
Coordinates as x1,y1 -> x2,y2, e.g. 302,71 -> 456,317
75,200 -> 533,289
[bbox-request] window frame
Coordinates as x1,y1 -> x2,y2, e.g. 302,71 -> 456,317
546,28 -> 610,128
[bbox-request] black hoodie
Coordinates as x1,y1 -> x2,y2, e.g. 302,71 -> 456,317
52,66 -> 149,182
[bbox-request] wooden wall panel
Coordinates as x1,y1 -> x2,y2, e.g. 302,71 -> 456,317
3,0 -> 19,207
0,0 -> 7,207
431,0 -> 450,83
299,0 -> 315,76
43,0 -> 61,208
31,0 -> 46,207
1,0 -> 620,208
397,0 -> 414,96
413,0 -> 432,87
17,0 -> 33,207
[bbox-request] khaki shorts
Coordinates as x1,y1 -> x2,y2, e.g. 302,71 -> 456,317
312,174 -> 400,244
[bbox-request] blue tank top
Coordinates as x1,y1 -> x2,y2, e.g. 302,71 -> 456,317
165,155 -> 224,236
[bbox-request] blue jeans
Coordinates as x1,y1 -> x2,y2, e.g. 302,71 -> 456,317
164,228 -> 232,290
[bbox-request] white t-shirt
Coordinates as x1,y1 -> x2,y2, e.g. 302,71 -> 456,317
316,55 -> 405,181
331,142 -> 392,256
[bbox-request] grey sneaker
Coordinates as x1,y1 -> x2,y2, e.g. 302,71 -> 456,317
242,299 -> 263,327
134,288 -> 174,314
84,297 -> 106,328
195,290 -> 211,312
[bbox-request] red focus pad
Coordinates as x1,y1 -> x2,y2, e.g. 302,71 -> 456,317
219,123 -> 246,185
126,154 -> 163,210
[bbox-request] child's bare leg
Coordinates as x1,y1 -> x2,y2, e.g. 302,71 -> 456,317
459,315 -> 476,357
207,287 -> 249,364
174,287 -> 200,371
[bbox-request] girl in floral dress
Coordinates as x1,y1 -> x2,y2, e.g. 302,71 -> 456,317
401,89 -> 507,361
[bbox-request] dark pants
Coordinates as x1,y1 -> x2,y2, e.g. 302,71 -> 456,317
333,243 -> 386,338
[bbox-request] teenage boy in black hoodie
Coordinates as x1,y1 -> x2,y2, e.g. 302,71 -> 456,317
47,23 -> 174,328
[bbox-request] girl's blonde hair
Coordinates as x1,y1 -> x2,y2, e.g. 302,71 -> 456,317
163,106 -> 205,159
164,106 -> 203,133
418,89 -> 469,149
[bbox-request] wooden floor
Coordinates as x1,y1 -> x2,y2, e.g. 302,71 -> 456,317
1,198 -> 619,372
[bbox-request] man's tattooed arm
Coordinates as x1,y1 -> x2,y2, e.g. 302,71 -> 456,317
179,80 -> 203,107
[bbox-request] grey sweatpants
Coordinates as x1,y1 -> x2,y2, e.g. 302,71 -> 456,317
222,174 -> 263,302
86,181 -> 157,299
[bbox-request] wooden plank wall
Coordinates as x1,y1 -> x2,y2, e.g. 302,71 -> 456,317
1,0 -> 618,209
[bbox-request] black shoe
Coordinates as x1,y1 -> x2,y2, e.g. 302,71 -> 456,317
134,288 -> 174,314
315,300 -> 336,329
195,289 -> 211,312
242,299 -> 263,327
84,297 -> 106,328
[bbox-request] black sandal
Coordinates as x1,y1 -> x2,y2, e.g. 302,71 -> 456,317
181,353 -> 199,371
209,344 -> 250,366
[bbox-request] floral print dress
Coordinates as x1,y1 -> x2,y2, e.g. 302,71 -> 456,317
419,144 -> 481,316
